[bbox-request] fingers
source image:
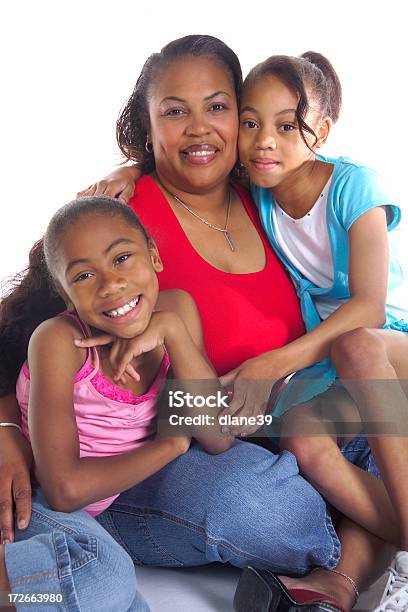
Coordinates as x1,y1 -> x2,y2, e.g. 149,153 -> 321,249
218,380 -> 273,437
113,365 -> 140,385
0,498 -> 14,544
218,384 -> 246,436
77,179 -> 135,202
75,335 -> 113,348
117,183 -> 135,203
13,475 -> 32,532
124,363 -> 140,381
77,180 -> 110,199
77,184 -> 98,198
109,341 -> 121,371
114,346 -> 142,381
0,471 -> 32,544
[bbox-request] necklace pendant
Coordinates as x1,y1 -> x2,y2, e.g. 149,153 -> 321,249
225,230 -> 236,252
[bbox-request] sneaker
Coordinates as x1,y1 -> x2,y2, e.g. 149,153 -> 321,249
373,551 -> 408,611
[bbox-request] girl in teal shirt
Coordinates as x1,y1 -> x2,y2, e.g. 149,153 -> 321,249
226,50 -> 408,603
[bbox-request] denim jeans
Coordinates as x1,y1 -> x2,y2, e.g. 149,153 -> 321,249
4,489 -> 149,612
96,440 -> 341,575
340,433 -> 381,479
4,437 -> 377,609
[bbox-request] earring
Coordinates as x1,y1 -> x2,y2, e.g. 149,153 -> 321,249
145,138 -> 153,153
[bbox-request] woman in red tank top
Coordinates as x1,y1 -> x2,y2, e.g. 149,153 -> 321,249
0,35 -> 381,612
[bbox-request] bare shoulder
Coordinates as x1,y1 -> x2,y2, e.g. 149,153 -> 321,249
156,289 -> 198,318
31,315 -> 81,343
156,290 -> 204,350
29,315 -> 86,367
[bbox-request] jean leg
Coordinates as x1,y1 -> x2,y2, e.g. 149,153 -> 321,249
97,441 -> 340,575
4,489 -> 149,612
341,433 -> 381,478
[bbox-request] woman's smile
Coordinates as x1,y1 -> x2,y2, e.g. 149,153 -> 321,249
181,143 -> 219,165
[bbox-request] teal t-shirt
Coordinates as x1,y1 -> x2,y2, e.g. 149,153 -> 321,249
251,155 -> 407,417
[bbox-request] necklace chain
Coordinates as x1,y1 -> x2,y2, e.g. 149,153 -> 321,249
160,183 -> 236,252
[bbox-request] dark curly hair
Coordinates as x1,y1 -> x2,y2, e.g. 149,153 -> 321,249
117,34 -> 243,173
0,196 -> 150,397
244,51 -> 342,151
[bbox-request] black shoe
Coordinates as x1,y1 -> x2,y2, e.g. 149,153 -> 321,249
233,567 -> 345,612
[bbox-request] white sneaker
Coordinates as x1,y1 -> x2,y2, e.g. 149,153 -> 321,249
373,552 -> 408,611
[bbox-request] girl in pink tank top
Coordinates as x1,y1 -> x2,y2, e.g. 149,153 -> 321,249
15,196 -> 233,516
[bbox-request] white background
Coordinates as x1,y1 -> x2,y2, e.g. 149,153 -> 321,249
1,0 -> 407,290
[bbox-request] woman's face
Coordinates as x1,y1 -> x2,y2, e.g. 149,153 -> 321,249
148,56 -> 239,193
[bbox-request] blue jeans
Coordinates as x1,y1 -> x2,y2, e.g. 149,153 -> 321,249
96,440 -> 341,575
4,489 -> 149,612
340,433 -> 381,479
6,437 -> 375,608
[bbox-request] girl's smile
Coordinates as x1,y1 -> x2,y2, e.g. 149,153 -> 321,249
102,294 -> 143,323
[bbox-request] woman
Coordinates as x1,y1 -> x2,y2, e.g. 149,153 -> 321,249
0,35 -> 391,611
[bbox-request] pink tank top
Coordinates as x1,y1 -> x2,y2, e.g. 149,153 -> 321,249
16,312 -> 170,516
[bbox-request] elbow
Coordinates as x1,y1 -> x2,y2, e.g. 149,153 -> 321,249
357,298 -> 386,329
200,436 -> 234,455
43,479 -> 82,513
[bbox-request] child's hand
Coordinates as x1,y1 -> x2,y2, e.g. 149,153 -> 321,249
77,165 -> 141,203
218,353 -> 285,436
74,311 -> 180,383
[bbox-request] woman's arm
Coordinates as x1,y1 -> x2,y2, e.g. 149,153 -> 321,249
77,165 -> 141,202
0,395 -> 32,542
28,318 -> 190,513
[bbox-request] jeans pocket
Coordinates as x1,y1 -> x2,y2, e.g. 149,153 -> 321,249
97,508 -> 185,567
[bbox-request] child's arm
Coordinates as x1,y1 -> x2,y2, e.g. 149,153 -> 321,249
76,291 -> 235,454
28,318 -> 190,513
219,207 -> 389,432
77,165 -> 141,202
257,206 -> 388,375
112,291 -> 234,454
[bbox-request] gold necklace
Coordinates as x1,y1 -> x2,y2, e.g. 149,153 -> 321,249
161,184 -> 236,252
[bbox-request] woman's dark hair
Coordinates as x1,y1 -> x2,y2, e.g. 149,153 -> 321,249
0,196 -> 149,396
244,51 -> 342,150
117,34 -> 243,172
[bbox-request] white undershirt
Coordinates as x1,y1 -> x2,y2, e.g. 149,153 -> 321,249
273,178 -> 345,319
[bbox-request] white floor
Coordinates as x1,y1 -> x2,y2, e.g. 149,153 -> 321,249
136,564 -> 389,612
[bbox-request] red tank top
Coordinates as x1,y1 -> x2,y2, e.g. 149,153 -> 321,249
128,176 -> 305,376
